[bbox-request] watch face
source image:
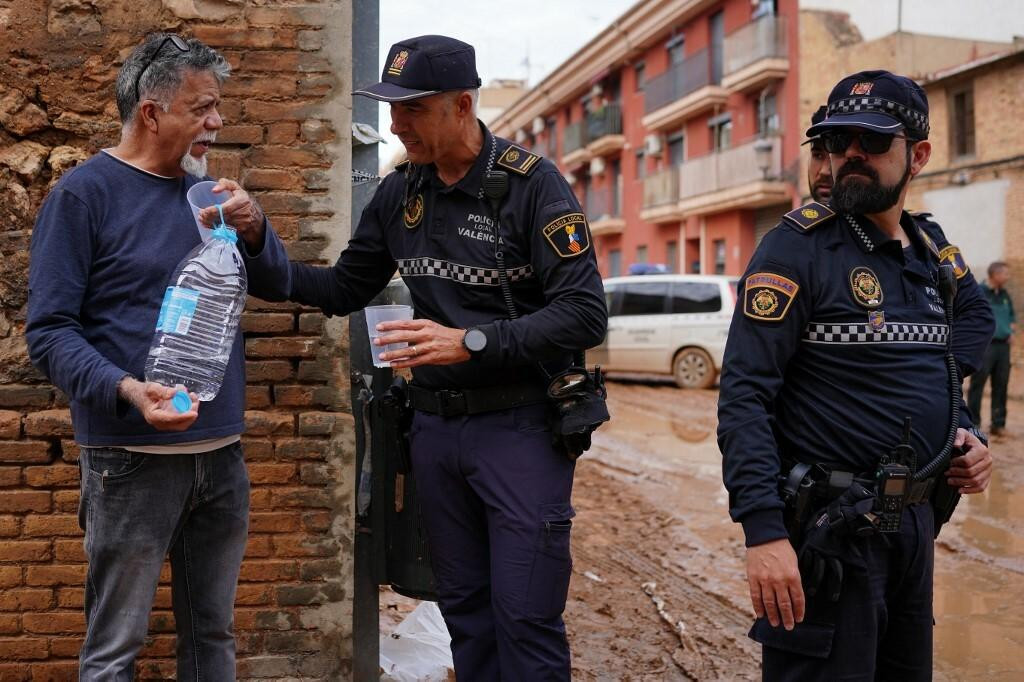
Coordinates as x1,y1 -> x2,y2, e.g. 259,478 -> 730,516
465,329 -> 487,352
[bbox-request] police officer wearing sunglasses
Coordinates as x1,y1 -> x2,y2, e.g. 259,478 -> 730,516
718,70 -> 995,680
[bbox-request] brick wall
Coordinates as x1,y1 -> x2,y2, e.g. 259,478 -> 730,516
0,1 -> 355,678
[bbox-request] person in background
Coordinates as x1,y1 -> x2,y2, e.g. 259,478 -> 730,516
805,105 -> 833,203
968,261 -> 1015,437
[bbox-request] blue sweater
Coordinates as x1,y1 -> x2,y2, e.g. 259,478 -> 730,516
26,152 -> 291,447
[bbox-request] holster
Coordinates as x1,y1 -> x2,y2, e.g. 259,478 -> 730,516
380,377 -> 413,474
547,366 -> 610,461
930,453 -> 962,538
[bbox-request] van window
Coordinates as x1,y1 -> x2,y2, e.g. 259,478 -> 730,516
670,281 -> 721,313
619,281 -> 669,316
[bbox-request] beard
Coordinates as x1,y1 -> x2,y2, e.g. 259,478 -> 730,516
830,149 -> 911,214
179,152 -> 208,178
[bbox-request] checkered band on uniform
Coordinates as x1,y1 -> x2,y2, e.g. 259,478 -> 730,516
803,322 -> 948,345
397,257 -> 534,286
827,96 -> 930,137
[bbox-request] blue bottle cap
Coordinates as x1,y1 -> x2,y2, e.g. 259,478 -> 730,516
211,203 -> 238,243
171,390 -> 193,413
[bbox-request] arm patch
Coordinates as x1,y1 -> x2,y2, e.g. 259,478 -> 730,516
496,145 -> 542,176
543,213 -> 590,258
744,273 -> 800,321
939,245 -> 970,280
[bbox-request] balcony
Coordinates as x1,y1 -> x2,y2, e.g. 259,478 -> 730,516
721,15 -> 789,94
561,120 -> 591,168
585,103 -> 625,157
585,186 -> 625,237
640,167 -> 683,223
676,136 -> 789,215
642,48 -> 728,132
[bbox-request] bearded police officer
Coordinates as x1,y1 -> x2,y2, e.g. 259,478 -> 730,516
804,105 -> 833,203
717,70 -> 995,680
240,36 -> 605,679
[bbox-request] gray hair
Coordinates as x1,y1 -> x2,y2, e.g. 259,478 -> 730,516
446,89 -> 479,116
115,34 -> 230,124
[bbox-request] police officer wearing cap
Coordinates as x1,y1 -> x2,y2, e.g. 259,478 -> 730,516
717,70 -> 995,680
804,105 -> 833,203
241,35 -> 605,679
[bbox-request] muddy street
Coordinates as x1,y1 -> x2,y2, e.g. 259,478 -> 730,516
565,380 -> 1024,680
380,379 -> 1024,680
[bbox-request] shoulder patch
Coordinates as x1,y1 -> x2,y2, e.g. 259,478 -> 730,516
496,145 -> 542,176
744,272 -> 799,322
543,213 -> 590,258
939,245 -> 970,280
782,202 -> 835,232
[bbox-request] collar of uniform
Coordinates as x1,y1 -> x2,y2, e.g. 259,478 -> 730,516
428,120 -> 492,198
843,213 -> 891,253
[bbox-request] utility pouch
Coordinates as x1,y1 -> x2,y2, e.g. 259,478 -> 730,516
930,450 -> 962,538
546,364 -> 611,461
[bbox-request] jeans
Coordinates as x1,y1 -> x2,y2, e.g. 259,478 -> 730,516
967,339 -> 1011,429
77,442 -> 249,681
410,403 -> 576,681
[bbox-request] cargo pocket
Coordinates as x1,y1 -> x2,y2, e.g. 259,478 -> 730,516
525,503 -> 575,621
749,616 -> 835,659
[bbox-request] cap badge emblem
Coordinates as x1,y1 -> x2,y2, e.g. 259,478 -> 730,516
851,82 -> 873,96
388,50 -> 410,76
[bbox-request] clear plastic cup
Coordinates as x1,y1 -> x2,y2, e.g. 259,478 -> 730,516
364,305 -> 414,368
186,180 -> 231,242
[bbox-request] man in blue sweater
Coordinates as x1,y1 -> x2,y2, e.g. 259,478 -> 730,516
26,34 -> 289,680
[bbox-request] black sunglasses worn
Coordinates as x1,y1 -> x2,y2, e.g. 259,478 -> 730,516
133,35 -> 190,104
822,130 -> 909,155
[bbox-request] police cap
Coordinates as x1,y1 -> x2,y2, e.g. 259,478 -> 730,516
354,35 -> 482,102
806,70 -> 929,140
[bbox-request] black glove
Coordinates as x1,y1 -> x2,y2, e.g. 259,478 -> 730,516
798,482 -> 877,602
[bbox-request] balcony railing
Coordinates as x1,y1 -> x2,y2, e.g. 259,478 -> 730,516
723,15 -> 788,77
563,120 -> 587,155
642,167 -> 680,209
644,48 -> 710,114
585,186 -> 621,220
585,103 -> 623,141
679,136 -> 781,200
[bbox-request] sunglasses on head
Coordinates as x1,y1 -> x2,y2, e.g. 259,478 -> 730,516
821,130 -> 910,155
133,35 -> 190,104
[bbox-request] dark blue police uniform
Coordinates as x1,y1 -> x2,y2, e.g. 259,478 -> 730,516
718,70 -> 994,682
288,35 -> 606,680
719,204 -> 992,678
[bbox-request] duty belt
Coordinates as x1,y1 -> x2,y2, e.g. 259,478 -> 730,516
408,383 -> 549,417
782,462 -> 936,506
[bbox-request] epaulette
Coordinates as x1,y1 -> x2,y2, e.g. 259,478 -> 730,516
496,144 -> 542,176
781,201 -> 836,232
394,160 -> 410,172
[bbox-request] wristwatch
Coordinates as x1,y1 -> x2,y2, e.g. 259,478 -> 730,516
462,327 -> 487,358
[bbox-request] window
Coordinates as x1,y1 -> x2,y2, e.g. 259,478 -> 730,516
636,245 -> 648,263
758,92 -> 779,136
752,0 -> 777,19
713,239 -> 726,274
603,282 -> 618,313
666,34 -> 685,66
609,249 -> 622,278
634,61 -> 646,92
635,149 -> 646,179
670,281 -> 721,314
611,159 -> 622,216
950,85 -> 975,158
620,282 -> 669,316
710,11 -> 724,85
710,114 -> 732,151
546,118 -> 557,157
668,133 -> 685,166
666,241 -> 678,273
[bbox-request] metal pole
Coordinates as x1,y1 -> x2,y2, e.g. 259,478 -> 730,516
351,0 -> 380,678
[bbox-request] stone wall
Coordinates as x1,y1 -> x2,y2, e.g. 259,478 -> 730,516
0,0 -> 355,678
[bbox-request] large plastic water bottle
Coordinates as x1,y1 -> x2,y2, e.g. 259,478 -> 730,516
144,212 -> 247,411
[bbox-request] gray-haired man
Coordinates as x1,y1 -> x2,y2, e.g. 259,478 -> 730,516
26,34 -> 290,679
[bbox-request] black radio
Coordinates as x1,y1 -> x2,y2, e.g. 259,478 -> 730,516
874,461 -> 910,532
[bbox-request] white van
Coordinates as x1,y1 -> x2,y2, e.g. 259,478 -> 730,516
588,274 -> 738,389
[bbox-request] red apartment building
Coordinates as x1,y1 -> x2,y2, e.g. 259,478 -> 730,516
491,0 -> 800,278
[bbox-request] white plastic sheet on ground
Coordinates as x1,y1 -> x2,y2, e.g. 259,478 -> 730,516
379,601 -> 454,681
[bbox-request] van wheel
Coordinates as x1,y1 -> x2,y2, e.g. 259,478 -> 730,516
673,348 -> 715,389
